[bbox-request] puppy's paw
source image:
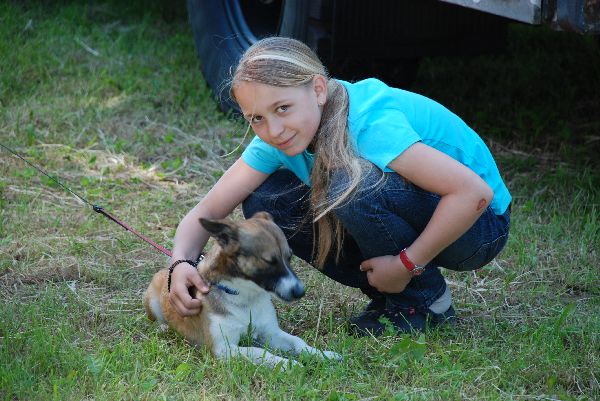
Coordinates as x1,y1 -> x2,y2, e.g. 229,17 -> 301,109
159,323 -> 169,332
285,358 -> 303,369
321,350 -> 343,361
269,356 -> 302,371
298,347 -> 342,362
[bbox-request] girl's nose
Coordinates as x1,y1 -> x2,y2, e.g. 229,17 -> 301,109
267,118 -> 284,138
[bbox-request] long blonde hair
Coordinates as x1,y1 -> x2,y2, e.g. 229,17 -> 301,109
230,37 -> 368,268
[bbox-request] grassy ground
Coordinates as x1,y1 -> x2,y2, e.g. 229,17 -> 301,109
1,1 -> 598,400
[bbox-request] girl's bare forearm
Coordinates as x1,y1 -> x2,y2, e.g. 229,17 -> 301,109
171,204 -> 213,261
407,187 -> 492,266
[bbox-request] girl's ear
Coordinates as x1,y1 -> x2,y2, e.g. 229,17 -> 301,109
312,75 -> 328,105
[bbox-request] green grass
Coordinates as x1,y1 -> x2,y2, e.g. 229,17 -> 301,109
1,1 -> 599,400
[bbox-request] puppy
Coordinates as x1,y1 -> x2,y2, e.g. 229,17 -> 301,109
144,212 -> 340,368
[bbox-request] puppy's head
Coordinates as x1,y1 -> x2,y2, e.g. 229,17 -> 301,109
199,212 -> 305,302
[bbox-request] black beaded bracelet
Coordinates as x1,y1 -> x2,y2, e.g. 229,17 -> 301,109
167,259 -> 198,293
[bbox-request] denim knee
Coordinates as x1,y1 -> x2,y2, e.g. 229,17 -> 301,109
434,206 -> 511,271
242,169 -> 309,224
329,165 -> 511,273
328,166 -> 386,217
328,167 -> 423,259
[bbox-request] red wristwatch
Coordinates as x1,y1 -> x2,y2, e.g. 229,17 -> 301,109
399,248 -> 426,276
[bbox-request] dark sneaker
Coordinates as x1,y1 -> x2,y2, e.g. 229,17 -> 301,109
349,297 -> 386,327
349,305 -> 456,337
429,305 -> 457,327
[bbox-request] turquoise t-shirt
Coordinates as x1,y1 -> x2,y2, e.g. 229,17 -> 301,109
241,78 -> 511,215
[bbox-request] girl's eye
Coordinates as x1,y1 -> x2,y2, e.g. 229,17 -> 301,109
250,115 -> 262,124
276,105 -> 289,113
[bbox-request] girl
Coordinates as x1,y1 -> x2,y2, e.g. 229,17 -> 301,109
168,37 -> 511,336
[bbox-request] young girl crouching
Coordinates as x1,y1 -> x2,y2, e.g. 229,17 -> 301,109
167,37 -> 511,336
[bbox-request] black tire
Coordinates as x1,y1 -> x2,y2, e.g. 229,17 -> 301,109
186,1 -> 507,112
186,0 -> 325,111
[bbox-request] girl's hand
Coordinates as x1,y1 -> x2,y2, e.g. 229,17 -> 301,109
359,254 -> 413,293
169,263 -> 210,316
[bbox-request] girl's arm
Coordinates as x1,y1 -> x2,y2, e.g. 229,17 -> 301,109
360,142 -> 493,293
169,158 -> 269,316
390,141 -> 494,265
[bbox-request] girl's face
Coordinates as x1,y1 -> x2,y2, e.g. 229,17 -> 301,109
233,76 -> 327,156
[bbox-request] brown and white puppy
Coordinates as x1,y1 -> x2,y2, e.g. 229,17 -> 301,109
144,212 -> 340,368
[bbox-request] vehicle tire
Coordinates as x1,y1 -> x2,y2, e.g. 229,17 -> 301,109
186,1 -> 505,112
186,0 -> 326,111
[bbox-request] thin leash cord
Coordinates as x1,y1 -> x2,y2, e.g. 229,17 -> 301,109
0,143 -> 241,294
0,142 -> 173,258
0,142 -> 94,207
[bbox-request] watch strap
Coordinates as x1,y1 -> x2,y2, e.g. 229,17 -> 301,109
399,248 -> 425,275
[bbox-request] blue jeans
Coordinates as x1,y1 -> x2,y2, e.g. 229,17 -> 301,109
242,168 -> 510,311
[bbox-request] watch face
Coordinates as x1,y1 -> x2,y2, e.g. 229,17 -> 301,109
413,266 -> 425,275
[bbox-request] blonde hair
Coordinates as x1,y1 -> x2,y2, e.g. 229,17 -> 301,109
230,37 -> 368,268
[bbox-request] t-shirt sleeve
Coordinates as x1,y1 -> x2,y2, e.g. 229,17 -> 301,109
241,136 -> 283,174
352,108 -> 422,171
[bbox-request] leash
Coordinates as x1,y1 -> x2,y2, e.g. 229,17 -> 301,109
0,142 -> 171,257
0,142 -> 238,295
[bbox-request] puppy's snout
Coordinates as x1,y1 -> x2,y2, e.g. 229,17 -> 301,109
275,274 -> 305,302
291,281 -> 305,300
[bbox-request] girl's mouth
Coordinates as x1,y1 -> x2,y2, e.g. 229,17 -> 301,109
277,135 -> 295,148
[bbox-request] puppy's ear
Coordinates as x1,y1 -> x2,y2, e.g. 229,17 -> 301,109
199,218 -> 239,250
252,211 -> 274,221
